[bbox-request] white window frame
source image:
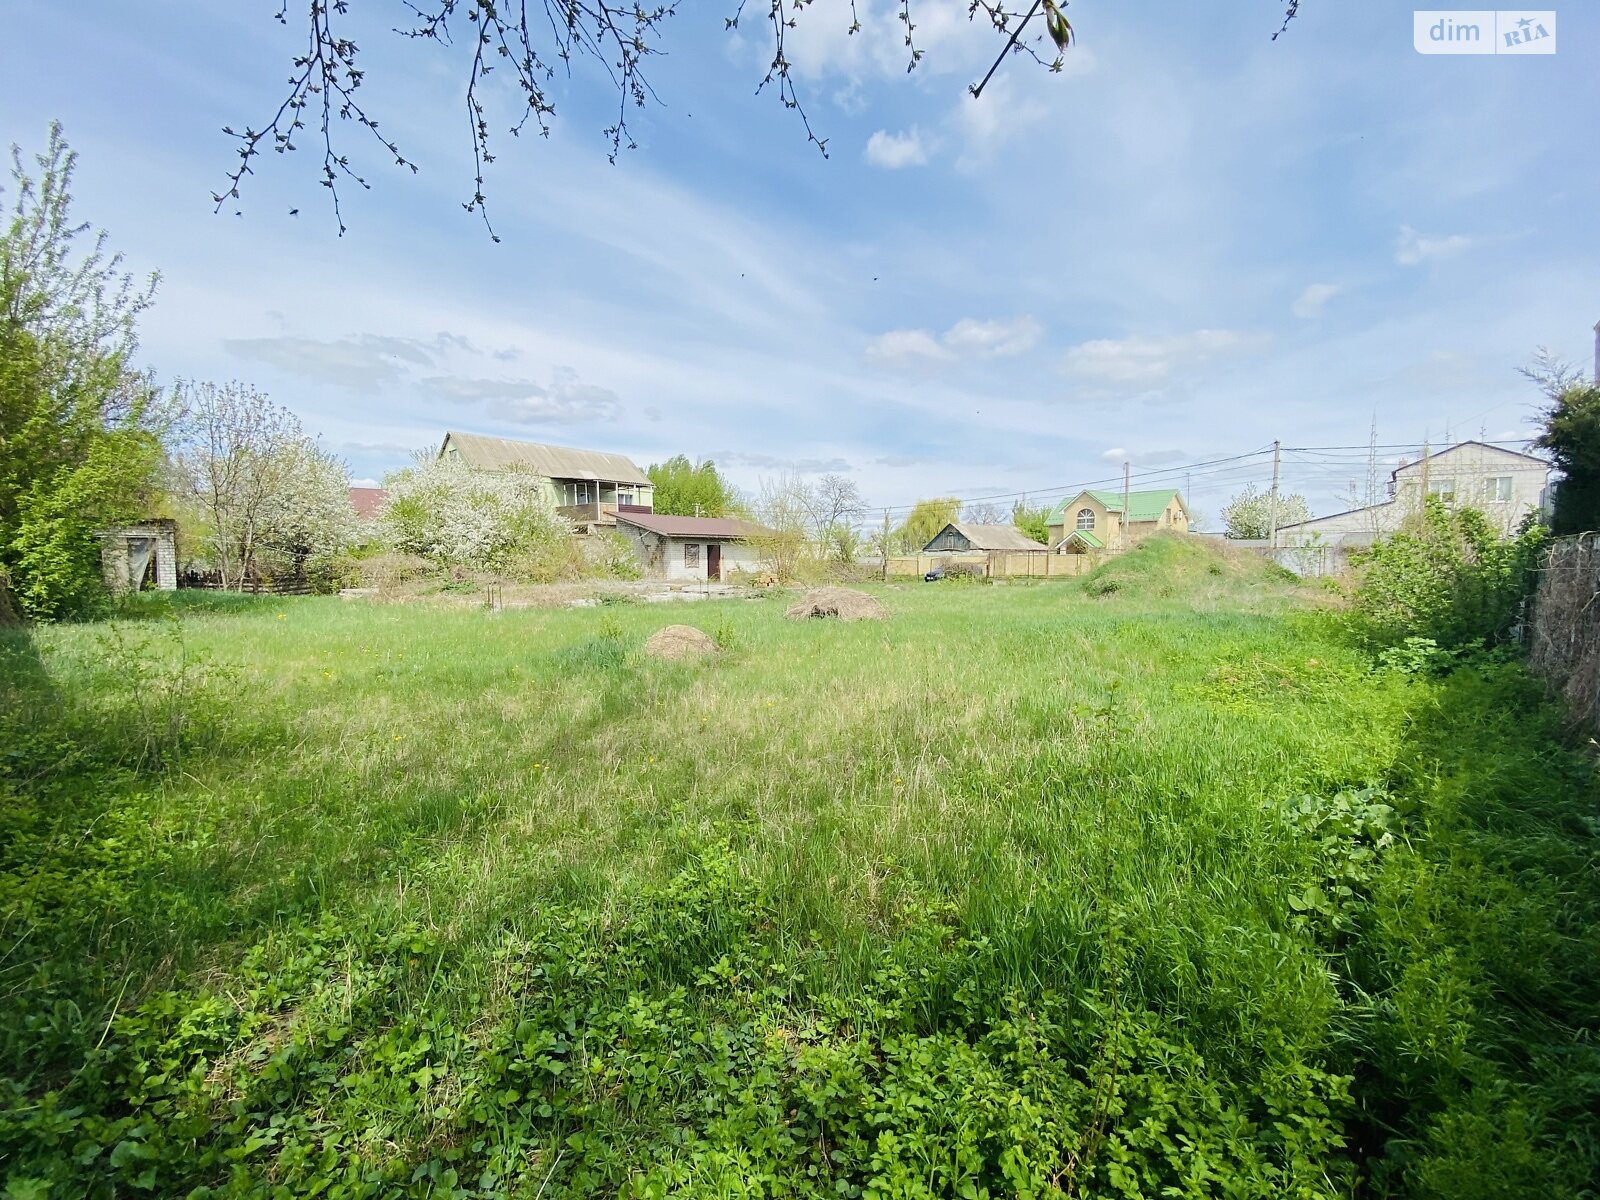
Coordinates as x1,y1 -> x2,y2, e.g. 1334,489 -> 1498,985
1426,478 -> 1456,504
1076,508 -> 1096,531
1482,475 -> 1513,503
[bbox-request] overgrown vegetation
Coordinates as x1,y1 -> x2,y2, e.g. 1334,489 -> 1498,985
3,547 -> 1595,1195
1527,353 -> 1600,536
0,124 -> 165,619
1348,500 -> 1544,651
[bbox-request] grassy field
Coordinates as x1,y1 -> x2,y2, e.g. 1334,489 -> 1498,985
4,537 -> 1597,1197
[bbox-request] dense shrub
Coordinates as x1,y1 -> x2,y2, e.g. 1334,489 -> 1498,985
380,456 -> 573,571
1348,501 -> 1544,649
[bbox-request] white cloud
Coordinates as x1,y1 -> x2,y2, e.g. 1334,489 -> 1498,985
1292,282 -> 1341,319
865,127 -> 928,169
865,328 -> 951,365
868,315 -> 1041,366
349,477 -> 381,488
943,316 -> 1042,356
1062,329 -> 1269,385
1396,226 -> 1473,266
1100,447 -> 1127,461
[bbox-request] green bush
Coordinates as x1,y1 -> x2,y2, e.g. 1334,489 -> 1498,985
1349,501 -> 1544,650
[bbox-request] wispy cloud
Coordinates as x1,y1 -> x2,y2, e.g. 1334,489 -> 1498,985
423,368 -> 623,424
1062,330 -> 1268,386
713,450 -> 854,473
1395,225 -> 1473,266
223,334 -> 444,392
865,127 -> 928,168
1291,282 -> 1341,319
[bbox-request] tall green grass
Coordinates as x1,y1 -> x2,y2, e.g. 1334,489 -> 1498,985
2,554 -> 1595,1196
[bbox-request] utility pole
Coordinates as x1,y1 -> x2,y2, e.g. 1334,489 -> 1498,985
1120,460 -> 1131,550
1267,439 -> 1282,549
880,508 -> 891,582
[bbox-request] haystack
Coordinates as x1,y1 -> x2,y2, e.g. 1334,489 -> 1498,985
785,587 -> 887,621
643,624 -> 718,660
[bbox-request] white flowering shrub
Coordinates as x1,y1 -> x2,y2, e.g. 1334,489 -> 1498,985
380,456 -> 572,570
254,441 -> 361,580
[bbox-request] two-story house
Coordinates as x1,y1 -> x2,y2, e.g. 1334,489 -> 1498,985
1045,489 -> 1190,552
438,431 -> 654,532
1278,441 -> 1549,567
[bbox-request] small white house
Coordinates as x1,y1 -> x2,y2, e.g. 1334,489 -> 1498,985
615,512 -> 771,582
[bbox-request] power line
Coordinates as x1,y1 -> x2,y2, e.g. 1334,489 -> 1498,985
862,437 -> 1548,521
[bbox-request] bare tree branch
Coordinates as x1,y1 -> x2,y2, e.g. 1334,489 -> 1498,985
218,2 -> 1304,236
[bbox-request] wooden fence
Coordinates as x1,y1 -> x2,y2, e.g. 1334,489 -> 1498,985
1527,532 -> 1600,732
179,569 -> 314,596
884,553 -> 1097,579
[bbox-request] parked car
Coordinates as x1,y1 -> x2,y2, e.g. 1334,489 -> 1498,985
924,565 -> 945,582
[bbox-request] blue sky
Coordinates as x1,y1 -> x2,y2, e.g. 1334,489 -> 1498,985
3,2 -> 1595,523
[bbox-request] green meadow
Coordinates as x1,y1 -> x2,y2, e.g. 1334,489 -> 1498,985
3,538 -> 1597,1197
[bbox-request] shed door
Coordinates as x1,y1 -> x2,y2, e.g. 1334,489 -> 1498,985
707,543 -> 722,581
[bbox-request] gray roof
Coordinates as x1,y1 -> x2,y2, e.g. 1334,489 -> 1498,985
615,512 -> 770,540
440,431 -> 651,485
932,522 -> 1048,552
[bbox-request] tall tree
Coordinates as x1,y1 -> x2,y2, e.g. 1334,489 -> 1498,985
646,455 -> 738,518
894,497 -> 961,553
1527,351 -> 1600,536
0,124 -> 165,619
172,381 -> 355,588
1011,501 -> 1050,545
1221,484 -> 1310,540
210,3 -> 1304,234
807,473 -> 867,560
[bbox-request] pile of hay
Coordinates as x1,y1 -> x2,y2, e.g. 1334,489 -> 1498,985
643,624 -> 718,660
784,587 -> 887,621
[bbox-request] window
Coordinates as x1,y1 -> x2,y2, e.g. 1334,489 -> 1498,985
617,489 -> 635,506
1076,508 -> 1096,531
1426,478 -> 1456,504
1482,475 -> 1513,503
683,542 -> 701,568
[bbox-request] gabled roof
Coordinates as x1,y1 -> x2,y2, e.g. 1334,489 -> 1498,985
1055,529 -> 1105,550
1390,440 -> 1548,480
439,431 -> 651,486
348,487 -> 387,520
615,512 -> 769,540
927,522 -> 1048,552
1047,489 -> 1184,526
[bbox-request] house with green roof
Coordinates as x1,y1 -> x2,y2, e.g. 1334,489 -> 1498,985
1045,489 -> 1189,552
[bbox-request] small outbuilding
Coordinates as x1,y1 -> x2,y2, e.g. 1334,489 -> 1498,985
615,512 -> 772,582
96,520 -> 178,594
922,523 -> 1048,554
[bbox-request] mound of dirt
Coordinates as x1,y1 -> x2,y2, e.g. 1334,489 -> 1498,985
643,624 -> 719,660
785,587 -> 887,621
1081,533 -> 1298,599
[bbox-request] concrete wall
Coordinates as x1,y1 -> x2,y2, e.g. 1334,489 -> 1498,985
886,553 -> 1093,578
98,523 -> 178,593
1391,444 -> 1547,533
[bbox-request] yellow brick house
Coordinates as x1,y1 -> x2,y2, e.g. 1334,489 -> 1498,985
1045,489 -> 1189,552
